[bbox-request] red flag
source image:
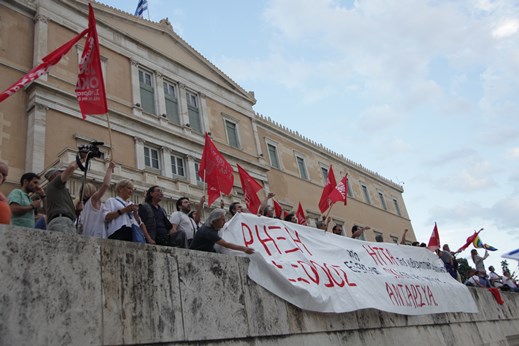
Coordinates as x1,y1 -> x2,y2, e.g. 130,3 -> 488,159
75,4 -> 108,119
296,202 -> 307,225
318,165 -> 337,213
0,29 -> 88,103
273,199 -> 286,219
237,164 -> 263,214
198,133 -> 234,205
427,222 -> 440,251
328,174 -> 348,206
456,229 -> 483,253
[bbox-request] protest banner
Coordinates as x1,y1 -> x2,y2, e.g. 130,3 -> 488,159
220,213 -> 478,315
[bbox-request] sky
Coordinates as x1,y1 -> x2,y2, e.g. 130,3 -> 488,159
98,0 -> 518,273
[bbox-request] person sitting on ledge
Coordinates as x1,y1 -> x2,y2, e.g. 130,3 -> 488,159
464,268 -> 484,288
190,208 -> 254,254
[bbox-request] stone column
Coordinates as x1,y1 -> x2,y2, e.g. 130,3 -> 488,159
25,103 -> 48,172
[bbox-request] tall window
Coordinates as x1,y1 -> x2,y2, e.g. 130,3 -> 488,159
144,146 -> 160,170
267,143 -> 280,169
296,155 -> 308,180
170,154 -> 185,178
186,90 -> 202,132
361,184 -> 371,204
393,198 -> 402,216
373,230 -> 383,241
164,81 -> 180,124
139,69 -> 155,114
378,192 -> 387,210
320,166 -> 328,184
225,120 -> 240,148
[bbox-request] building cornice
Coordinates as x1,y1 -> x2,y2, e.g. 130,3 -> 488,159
254,113 -> 404,192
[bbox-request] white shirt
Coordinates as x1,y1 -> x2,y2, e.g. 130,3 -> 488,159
169,210 -> 197,240
80,199 -> 107,239
488,271 -> 503,288
104,197 -> 137,238
503,276 -> 518,288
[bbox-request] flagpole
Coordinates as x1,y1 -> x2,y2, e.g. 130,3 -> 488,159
105,113 -> 115,162
202,168 -> 207,202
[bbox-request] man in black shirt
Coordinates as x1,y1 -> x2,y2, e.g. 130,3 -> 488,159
139,185 -> 186,247
190,208 -> 254,254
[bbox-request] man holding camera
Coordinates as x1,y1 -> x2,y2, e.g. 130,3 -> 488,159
44,158 -> 83,234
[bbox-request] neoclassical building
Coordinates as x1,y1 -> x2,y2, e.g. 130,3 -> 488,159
0,0 -> 416,243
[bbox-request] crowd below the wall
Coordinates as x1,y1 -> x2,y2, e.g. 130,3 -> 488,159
0,157 -> 517,293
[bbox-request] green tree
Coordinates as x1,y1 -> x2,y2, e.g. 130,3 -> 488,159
457,257 -> 471,283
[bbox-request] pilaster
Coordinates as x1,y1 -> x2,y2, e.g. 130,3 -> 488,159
134,137 -> 145,169
33,13 -> 48,81
26,103 -> 48,172
199,92 -> 208,134
161,146 -> 172,178
156,72 -> 166,117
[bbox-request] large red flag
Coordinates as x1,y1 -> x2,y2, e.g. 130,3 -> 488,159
198,133 -> 234,205
237,164 -> 263,214
296,202 -> 307,225
0,29 -> 88,103
328,174 -> 348,206
318,165 -> 337,213
427,222 -> 441,251
75,3 -> 108,118
273,199 -> 286,219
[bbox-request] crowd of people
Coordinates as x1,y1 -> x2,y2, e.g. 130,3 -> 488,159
0,156 -> 517,291
0,157 -> 255,255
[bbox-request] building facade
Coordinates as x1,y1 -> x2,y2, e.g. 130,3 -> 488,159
0,0 -> 416,243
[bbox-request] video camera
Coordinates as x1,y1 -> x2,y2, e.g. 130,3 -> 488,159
78,141 -> 104,159
77,141 -> 104,171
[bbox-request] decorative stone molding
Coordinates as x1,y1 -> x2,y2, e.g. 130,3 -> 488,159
35,103 -> 49,112
130,59 -> 139,67
33,14 -> 48,24
134,136 -> 145,144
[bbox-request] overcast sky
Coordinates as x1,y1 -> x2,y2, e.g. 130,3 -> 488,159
99,0 -> 519,272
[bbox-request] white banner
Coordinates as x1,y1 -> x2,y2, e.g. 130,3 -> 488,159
221,213 -> 478,315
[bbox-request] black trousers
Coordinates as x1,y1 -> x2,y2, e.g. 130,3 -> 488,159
156,230 -> 187,248
109,225 -> 133,242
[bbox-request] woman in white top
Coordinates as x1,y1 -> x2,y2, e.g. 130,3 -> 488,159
79,161 -> 114,238
104,179 -> 154,243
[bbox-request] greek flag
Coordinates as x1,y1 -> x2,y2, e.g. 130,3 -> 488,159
134,0 -> 148,17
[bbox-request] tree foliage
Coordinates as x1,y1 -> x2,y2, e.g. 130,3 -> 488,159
457,257 -> 471,283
